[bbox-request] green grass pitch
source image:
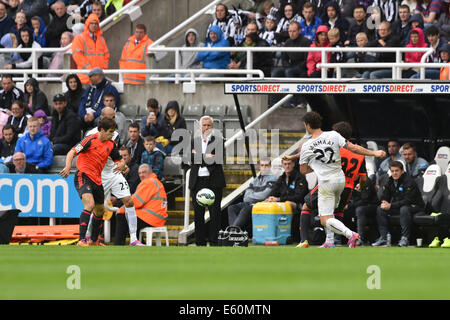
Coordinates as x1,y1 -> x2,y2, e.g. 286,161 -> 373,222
1,245 -> 449,300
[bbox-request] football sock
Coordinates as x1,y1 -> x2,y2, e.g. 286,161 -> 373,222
86,214 -> 94,238
299,210 -> 312,242
90,214 -> 103,242
79,210 -> 92,240
325,218 -> 353,239
325,228 -> 335,244
125,206 -> 138,243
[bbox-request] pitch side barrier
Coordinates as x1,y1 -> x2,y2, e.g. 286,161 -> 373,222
224,82 -> 450,95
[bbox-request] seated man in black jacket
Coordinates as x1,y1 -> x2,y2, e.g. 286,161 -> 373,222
271,21 -> 312,78
49,94 -> 82,155
372,161 -> 425,247
265,158 -> 308,243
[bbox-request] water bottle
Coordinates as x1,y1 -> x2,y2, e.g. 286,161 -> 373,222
386,233 -> 392,247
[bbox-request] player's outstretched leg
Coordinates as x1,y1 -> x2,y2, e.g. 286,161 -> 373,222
322,216 -> 360,248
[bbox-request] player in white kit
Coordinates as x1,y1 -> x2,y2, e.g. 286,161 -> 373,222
298,112 -> 386,248
85,107 -> 144,246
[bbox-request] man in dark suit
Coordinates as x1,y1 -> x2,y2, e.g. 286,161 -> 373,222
6,152 -> 39,173
189,116 -> 226,246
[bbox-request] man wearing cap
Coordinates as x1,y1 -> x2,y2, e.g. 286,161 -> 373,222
78,67 -> 120,130
50,93 -> 82,155
72,13 -> 109,84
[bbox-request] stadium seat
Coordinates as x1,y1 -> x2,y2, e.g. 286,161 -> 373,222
119,104 -> 139,121
415,164 -> 442,213
183,104 -> 204,135
224,104 -> 251,132
163,156 -> 184,185
137,105 -> 149,117
205,104 -> 226,130
226,104 -> 251,123
413,164 -> 450,242
139,226 -> 169,246
48,155 -> 77,174
366,141 -> 378,151
366,158 -> 377,180
434,146 -> 450,175
412,165 -> 442,227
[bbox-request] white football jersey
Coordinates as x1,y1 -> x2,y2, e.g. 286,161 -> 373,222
300,130 -> 347,181
85,127 -> 120,179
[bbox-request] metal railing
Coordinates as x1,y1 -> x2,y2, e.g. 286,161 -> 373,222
147,46 -> 440,82
0,68 -> 264,92
2,39 -> 443,83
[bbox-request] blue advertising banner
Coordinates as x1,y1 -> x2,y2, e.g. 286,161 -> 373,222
0,174 -> 83,218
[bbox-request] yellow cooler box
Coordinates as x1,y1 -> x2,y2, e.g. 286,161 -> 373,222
252,202 -> 292,245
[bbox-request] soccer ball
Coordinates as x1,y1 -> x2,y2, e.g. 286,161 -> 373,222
196,188 -> 215,207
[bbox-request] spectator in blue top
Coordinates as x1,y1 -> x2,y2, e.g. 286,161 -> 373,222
196,25 -> 230,75
30,16 -> 46,48
14,116 -> 53,172
141,135 -> 165,181
299,2 -> 323,42
78,67 -> 120,130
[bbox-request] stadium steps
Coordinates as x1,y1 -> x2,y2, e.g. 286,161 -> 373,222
163,131 -> 303,245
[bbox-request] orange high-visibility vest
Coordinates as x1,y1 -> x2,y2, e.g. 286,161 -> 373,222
72,14 -> 110,84
119,34 -> 153,84
118,172 -> 168,227
440,66 -> 449,80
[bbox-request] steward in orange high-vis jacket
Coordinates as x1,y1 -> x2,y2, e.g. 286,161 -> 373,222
72,14 -> 110,84
118,170 -> 168,227
119,24 -> 153,84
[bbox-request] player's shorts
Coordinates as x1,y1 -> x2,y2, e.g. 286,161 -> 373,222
102,173 -> 131,199
74,171 -> 105,205
317,176 -> 345,217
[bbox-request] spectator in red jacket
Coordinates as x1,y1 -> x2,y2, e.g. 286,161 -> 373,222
404,27 -> 428,78
307,25 -> 331,78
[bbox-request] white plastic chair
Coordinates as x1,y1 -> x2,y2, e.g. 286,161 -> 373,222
139,227 -> 169,246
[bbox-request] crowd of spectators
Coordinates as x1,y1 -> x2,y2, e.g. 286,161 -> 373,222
0,0 -> 134,74
0,1 -> 447,244
0,0 -> 446,81
189,0 -> 450,80
0,66 -> 188,185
